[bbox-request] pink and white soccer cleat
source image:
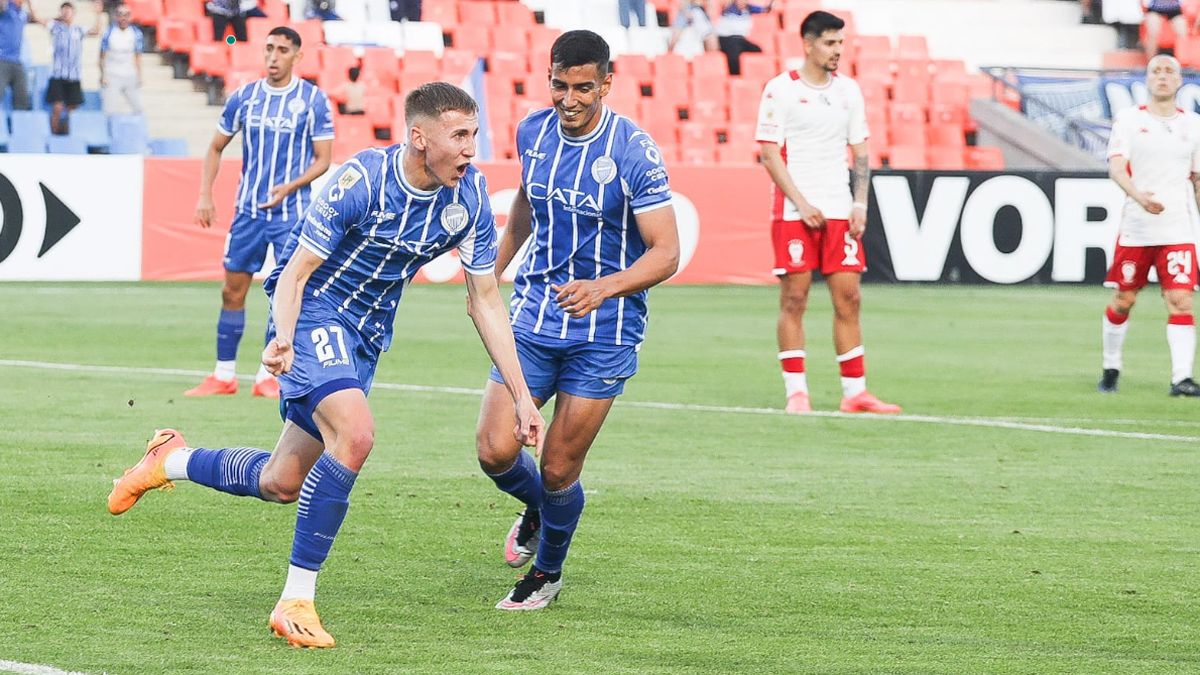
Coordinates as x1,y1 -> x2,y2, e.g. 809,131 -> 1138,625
784,392 -> 812,414
839,391 -> 902,414
504,510 -> 540,568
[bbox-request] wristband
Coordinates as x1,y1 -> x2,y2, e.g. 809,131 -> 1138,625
852,202 -> 868,211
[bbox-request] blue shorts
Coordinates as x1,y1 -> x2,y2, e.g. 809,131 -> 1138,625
224,211 -> 295,274
279,310 -> 380,441
489,330 -> 639,402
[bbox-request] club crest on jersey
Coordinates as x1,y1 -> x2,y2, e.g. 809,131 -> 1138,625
591,156 -> 617,185
287,98 -> 307,114
1121,261 -> 1138,284
441,203 -> 470,234
787,239 -> 804,265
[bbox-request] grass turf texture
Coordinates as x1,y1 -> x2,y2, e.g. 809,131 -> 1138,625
1,282 -> 1198,674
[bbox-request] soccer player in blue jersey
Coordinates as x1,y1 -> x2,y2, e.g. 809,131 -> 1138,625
475,30 -> 680,610
186,26 -> 334,400
108,82 -> 545,648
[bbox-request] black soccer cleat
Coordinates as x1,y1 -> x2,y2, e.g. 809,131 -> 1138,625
1170,377 -> 1200,397
1098,369 -> 1120,393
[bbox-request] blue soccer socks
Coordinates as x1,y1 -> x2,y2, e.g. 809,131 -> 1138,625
186,447 -> 270,498
216,308 -> 246,362
535,481 -> 585,574
290,452 -> 358,572
486,451 -> 543,511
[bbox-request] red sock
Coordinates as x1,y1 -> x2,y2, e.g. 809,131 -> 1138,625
1105,306 -> 1129,325
778,349 -> 805,373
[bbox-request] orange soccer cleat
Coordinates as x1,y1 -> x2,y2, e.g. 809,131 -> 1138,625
184,375 -> 238,397
839,391 -> 902,414
784,392 -> 812,414
107,428 -> 187,515
252,377 -> 281,399
270,599 -> 336,648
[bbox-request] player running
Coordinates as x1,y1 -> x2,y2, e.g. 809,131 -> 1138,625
756,10 -> 900,415
108,82 -> 545,648
475,29 -> 680,611
186,26 -> 334,400
1099,54 -> 1200,397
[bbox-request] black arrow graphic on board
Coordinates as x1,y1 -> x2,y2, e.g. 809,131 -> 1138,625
37,182 -> 81,258
0,172 -> 21,264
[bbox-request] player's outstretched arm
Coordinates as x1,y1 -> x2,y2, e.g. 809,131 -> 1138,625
760,141 -> 825,228
552,205 -> 680,319
1109,155 -> 1164,214
495,185 -> 534,278
465,271 -> 545,454
196,131 -> 233,228
263,247 -> 324,376
260,139 -> 333,209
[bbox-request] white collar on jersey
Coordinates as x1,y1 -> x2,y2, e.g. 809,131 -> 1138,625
261,76 -> 300,94
392,144 -> 442,200
557,105 -> 613,145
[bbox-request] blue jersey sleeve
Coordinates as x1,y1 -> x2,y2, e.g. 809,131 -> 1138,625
458,171 -> 498,275
621,128 -> 673,215
134,26 -> 145,52
297,160 -> 373,260
310,89 -> 335,141
217,86 -> 244,136
100,25 -> 111,53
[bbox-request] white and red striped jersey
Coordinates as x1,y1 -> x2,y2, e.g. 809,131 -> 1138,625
1108,105 -> 1200,246
755,70 -> 869,221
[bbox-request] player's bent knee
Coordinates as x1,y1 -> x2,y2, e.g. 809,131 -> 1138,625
833,291 -> 861,318
540,461 -> 581,492
259,474 -> 302,503
781,293 -> 808,315
337,429 -> 375,467
220,285 -> 249,308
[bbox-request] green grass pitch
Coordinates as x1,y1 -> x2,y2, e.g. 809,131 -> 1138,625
1,282 -> 1198,674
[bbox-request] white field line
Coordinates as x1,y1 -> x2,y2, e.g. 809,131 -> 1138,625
1,359 -> 1197,444
0,660 -> 90,675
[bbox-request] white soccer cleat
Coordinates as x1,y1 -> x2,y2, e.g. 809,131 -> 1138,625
495,568 -> 562,611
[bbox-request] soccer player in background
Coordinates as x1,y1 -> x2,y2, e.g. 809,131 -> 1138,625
475,29 -> 680,610
756,10 -> 900,415
186,26 -> 334,400
1099,54 -> 1200,397
108,82 -> 546,647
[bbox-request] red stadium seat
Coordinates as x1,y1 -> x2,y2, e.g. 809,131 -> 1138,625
927,145 -> 966,170
639,101 -> 681,145
422,1 -> 458,26
678,121 -> 717,149
404,68 -> 440,91
365,94 -> 393,130
290,21 -> 324,48
853,35 -> 891,61
333,116 -> 377,162
781,2 -> 822,31
528,27 -> 561,62
156,17 -> 195,54
930,82 -> 969,111
728,78 -> 763,123
737,53 -> 778,83
687,98 -> 727,125
362,48 -> 400,91
890,102 -> 925,125
854,57 -> 893,84
230,43 -> 262,72
246,17 -> 272,45
895,35 -> 929,60
720,121 -> 756,147
261,0 -> 287,20
224,69 -> 260,95
890,122 -> 927,147
776,32 -> 805,68
496,2 -> 536,26
691,78 -> 729,109
965,146 -> 1005,170
318,67 -> 349,94
716,144 -> 757,166
322,46 -> 358,75
680,147 -> 716,165
933,59 -> 968,81
189,43 -> 226,78
929,102 -> 967,136
616,54 -> 653,89
887,144 -> 925,169
490,27 -> 530,54
402,50 -> 440,73
459,1 -> 498,25
857,75 -> 888,108
653,53 -> 689,81
652,75 -> 689,106
749,12 -> 780,42
442,48 -> 481,79
164,0 -> 204,20
1102,50 -> 1149,70
489,51 -> 530,79
127,0 -> 162,27
891,75 -> 930,108
692,51 -> 729,80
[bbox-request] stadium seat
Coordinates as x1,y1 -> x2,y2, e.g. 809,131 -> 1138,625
422,1 -> 458,26
965,145 -> 1005,170
679,146 -> 716,166
333,115 -> 376,162
323,20 -> 366,46
48,133 -> 87,154
126,0 -> 162,27
616,54 -> 653,88
224,69 -> 261,95
164,0 -> 204,20
109,115 -> 149,154
246,17 -> 272,45
148,137 -> 190,156
442,49 -> 481,79
496,2 -> 536,26
528,27 -> 562,63
715,144 -> 757,166
362,48 -> 400,90
189,42 -> 229,78
652,52 -> 688,81
365,94 -> 392,131
322,46 -> 358,76
782,2 -> 822,30
890,122 -> 927,147
687,98 -> 726,125
692,51 -> 729,80
626,26 -> 668,58
737,54 -> 778,83
728,79 -> 762,122
490,27 -> 530,55
230,43 -> 263,73
928,104 -> 967,143
11,110 -> 49,143
721,121 -> 755,147
854,35 -> 891,62
364,22 -> 404,50
1102,50 -> 1148,70
291,21 -> 326,48
678,121 -> 716,150
927,145 -> 965,170
460,1 -> 498,25
69,111 -> 111,150
776,32 -> 805,70
652,75 -> 689,106
403,21 -> 446,56
8,134 -> 45,153
887,144 -> 925,169
895,35 -> 929,60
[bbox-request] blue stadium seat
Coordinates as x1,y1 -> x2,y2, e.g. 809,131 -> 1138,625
109,114 -> 148,154
8,135 -> 46,153
69,111 -> 111,150
29,65 -> 50,111
46,135 -> 88,154
81,90 -> 103,111
11,110 -> 50,145
148,137 -> 189,156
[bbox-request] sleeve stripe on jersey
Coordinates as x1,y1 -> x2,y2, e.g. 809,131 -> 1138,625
633,198 -> 673,215
298,234 -> 332,259
463,264 -> 496,275
216,123 -> 234,136
312,134 -> 335,141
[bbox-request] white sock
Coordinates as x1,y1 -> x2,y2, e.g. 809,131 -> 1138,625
782,372 -> 808,397
840,376 -> 866,398
1102,315 -> 1129,370
214,360 -> 237,381
163,447 -> 194,481
1167,320 -> 1195,384
280,564 -> 319,601
255,363 -> 274,383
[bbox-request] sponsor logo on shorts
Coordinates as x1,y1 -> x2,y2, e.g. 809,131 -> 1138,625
787,239 -> 804,265
1121,260 -> 1138,284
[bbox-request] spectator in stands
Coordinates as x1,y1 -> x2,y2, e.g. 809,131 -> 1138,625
618,0 -> 647,28
0,0 -> 37,111
1143,0 -> 1195,59
306,0 -> 339,21
241,0 -> 266,18
1104,0 -> 1145,49
389,0 -> 420,22
668,0 -> 718,58
715,0 -> 774,76
100,4 -> 142,114
337,66 -> 365,115
39,2 -> 98,135
206,0 -> 247,42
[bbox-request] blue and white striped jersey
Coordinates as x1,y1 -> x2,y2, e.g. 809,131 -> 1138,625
49,21 -> 85,80
509,106 -> 673,347
219,77 -> 335,222
265,145 -> 499,352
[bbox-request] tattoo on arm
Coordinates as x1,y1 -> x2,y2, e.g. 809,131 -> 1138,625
852,154 -> 870,204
